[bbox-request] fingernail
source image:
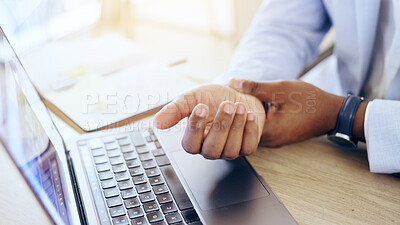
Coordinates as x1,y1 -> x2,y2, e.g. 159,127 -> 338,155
247,112 -> 255,121
236,103 -> 245,114
195,106 -> 206,118
223,103 -> 235,114
232,79 -> 242,89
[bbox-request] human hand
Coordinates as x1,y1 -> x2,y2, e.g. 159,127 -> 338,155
153,84 -> 265,159
229,78 -> 348,147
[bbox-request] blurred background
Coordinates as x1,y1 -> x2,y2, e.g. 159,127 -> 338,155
0,0 -> 263,81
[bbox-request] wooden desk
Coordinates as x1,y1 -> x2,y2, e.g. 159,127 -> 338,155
1,131 -> 399,224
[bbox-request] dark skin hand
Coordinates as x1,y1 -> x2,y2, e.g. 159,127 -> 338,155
229,78 -> 367,147
153,78 -> 367,160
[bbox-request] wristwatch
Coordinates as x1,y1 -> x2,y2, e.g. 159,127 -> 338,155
327,95 -> 364,148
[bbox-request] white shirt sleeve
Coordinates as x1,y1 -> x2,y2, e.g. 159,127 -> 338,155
214,0 -> 331,85
364,99 -> 400,173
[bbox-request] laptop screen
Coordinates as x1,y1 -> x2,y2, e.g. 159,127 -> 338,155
0,27 -> 80,225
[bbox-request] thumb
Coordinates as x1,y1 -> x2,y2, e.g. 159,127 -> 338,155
228,78 -> 279,102
153,92 -> 197,129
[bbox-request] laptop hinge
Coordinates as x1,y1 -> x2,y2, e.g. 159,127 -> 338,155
66,151 -> 88,225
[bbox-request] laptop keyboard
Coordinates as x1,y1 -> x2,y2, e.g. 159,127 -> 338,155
78,128 -> 202,225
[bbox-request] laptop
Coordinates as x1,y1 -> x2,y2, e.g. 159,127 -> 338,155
0,27 -> 297,225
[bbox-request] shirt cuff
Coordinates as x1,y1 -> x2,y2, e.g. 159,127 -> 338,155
364,99 -> 400,173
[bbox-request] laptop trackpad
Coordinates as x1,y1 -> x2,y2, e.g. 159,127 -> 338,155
172,151 -> 269,211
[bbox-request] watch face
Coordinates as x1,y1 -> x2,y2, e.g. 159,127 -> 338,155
327,135 -> 357,149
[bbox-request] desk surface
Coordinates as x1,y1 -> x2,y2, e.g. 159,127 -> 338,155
1,133 -> 399,225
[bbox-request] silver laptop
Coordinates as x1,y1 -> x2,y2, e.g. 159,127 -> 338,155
0,27 -> 297,225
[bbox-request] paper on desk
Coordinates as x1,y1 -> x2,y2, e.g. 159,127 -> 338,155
21,34 -> 198,131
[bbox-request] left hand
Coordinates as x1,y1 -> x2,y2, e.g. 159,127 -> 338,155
229,78 -> 347,147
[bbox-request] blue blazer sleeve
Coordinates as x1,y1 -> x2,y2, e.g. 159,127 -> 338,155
214,0 -> 331,84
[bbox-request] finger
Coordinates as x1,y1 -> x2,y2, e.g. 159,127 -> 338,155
181,104 -> 209,154
153,91 -> 197,129
240,112 -> 259,156
228,78 -> 281,102
201,101 -> 236,159
221,102 -> 247,160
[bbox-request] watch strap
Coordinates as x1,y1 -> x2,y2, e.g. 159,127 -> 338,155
334,95 -> 363,137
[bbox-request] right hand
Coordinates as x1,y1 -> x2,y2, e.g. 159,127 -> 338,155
153,84 -> 265,160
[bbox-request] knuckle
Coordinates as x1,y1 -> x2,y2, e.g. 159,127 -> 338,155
222,151 -> 239,160
201,147 -> 221,160
181,140 -> 198,154
241,146 -> 257,156
246,81 -> 259,94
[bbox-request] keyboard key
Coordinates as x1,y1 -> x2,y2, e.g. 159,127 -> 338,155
123,152 -> 137,160
143,201 -> 159,213
151,221 -> 167,225
155,156 -> 170,167
118,138 -> 131,146
124,197 -> 140,208
89,138 -> 103,149
145,168 -> 160,178
132,175 -> 147,185
129,167 -> 144,176
115,134 -> 129,140
103,136 -> 116,144
121,144 -> 134,153
121,189 -> 136,199
181,209 -> 200,223
127,207 -> 144,219
161,202 -> 177,214
109,205 -> 125,218
130,132 -> 146,147
142,160 -> 156,169
136,145 -> 149,154
145,136 -> 152,142
139,153 -> 153,161
160,166 -> 193,210
115,171 -> 130,181
154,141 -> 161,149
126,159 -> 141,168
139,192 -> 155,203
147,211 -> 163,223
118,180 -> 133,190
107,196 -> 123,207
110,156 -> 124,165
131,217 -> 149,225
150,135 -> 157,142
104,187 -> 119,198
101,179 -> 116,189
153,184 -> 169,195
165,212 -> 182,224
92,148 -> 105,157
112,215 -> 129,225
152,149 -> 165,157
108,149 -> 121,158
96,163 -> 111,172
112,164 -> 127,173
157,193 -> 173,204
149,176 -> 164,186
99,170 -> 114,180
105,142 -> 119,150
136,183 -> 151,194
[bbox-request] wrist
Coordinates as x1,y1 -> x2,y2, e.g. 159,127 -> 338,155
352,101 -> 367,142
327,95 -> 346,133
